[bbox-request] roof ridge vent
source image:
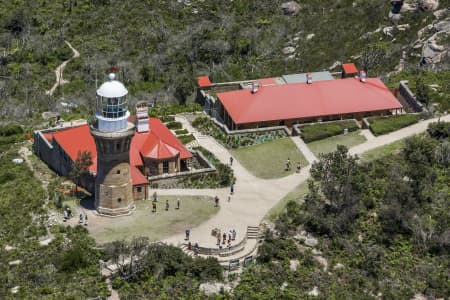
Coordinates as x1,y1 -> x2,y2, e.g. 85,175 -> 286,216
359,70 -> 366,83
306,72 -> 312,84
251,82 -> 259,94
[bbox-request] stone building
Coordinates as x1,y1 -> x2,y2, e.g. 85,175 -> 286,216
34,74 -> 192,215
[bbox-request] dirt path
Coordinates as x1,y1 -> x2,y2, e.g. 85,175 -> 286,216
45,41 -> 80,96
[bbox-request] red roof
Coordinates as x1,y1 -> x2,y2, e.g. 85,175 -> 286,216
130,166 -> 148,185
257,78 -> 277,86
342,63 -> 358,74
218,78 -> 403,125
197,76 -> 212,87
48,118 -> 192,185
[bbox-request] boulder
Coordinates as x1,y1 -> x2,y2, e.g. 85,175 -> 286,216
281,1 -> 301,16
199,282 -> 231,296
304,237 -> 318,247
282,46 -> 295,55
419,0 -> 439,11
308,286 -> 319,297
290,259 -> 300,271
306,33 -> 315,40
314,255 -> 328,271
333,263 -> 345,270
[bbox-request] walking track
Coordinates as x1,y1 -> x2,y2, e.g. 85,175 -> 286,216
160,114 -> 450,248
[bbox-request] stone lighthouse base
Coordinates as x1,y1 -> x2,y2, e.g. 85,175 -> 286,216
95,203 -> 136,217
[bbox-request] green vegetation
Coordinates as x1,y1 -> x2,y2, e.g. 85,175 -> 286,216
84,195 -> 218,244
369,114 -> 419,135
307,130 -> 366,156
427,121 -> 450,140
192,115 -> 287,148
180,146 -> 235,188
238,132 -> 450,298
149,103 -> 203,118
361,139 -> 406,161
386,71 -> 450,112
299,120 -> 359,143
165,121 -> 182,130
175,128 -> 188,135
231,138 -> 308,179
178,134 -> 196,145
265,181 -> 309,221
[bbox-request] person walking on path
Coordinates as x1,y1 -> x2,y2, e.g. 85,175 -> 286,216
185,228 -> 190,241
152,201 -> 157,213
84,214 -> 88,226
153,191 -> 158,202
176,197 -> 180,210
79,213 -> 83,224
165,200 -> 169,211
230,184 -> 234,195
229,156 -> 233,166
232,229 -> 236,241
222,232 -> 227,245
286,158 -> 291,171
214,196 -> 219,207
296,162 -> 301,173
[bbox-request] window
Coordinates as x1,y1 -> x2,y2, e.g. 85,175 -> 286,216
117,198 -> 122,203
116,142 -> 121,151
137,186 -> 142,193
163,160 -> 169,173
116,170 -> 121,174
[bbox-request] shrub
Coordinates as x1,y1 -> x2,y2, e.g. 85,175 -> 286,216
428,121 -> 450,140
161,115 -> 175,123
369,114 -> 419,136
300,120 -> 359,143
175,129 -> 188,135
178,134 -> 195,144
165,121 -> 182,130
0,124 -> 23,136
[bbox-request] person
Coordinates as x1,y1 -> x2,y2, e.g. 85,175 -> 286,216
296,162 -> 301,173
227,239 -> 231,248
286,158 -> 291,171
232,229 -> 236,241
153,191 -> 158,202
222,232 -> 227,244
152,201 -> 157,213
176,197 -> 180,210
165,199 -> 169,211
230,156 -> 233,166
228,233 -> 232,243
84,214 -> 88,226
230,184 -> 234,195
63,210 -> 68,221
214,196 -> 219,207
79,213 -> 83,224
67,207 -> 72,218
188,241 -> 192,251
185,228 -> 190,241
194,243 -> 199,256
216,235 -> 221,246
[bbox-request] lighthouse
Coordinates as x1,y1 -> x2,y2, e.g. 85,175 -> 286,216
90,73 -> 135,216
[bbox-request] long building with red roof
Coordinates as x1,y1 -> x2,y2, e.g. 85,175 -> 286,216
35,118 -> 192,200
197,64 -> 404,130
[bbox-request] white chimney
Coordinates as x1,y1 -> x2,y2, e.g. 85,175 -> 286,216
251,82 -> 259,94
135,102 -> 149,132
360,70 -> 367,83
306,73 -> 313,84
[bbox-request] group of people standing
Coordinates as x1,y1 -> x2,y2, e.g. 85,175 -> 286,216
151,192 -> 180,213
285,158 -> 302,173
216,229 -> 237,248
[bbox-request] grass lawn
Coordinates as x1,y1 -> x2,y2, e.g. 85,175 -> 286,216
65,195 -> 218,244
307,131 -> 367,157
361,139 -> 405,162
230,138 -> 309,179
265,181 -> 309,221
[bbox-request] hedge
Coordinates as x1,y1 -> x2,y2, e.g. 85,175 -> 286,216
369,114 -> 419,136
178,134 -> 196,144
165,121 -> 183,130
175,129 -> 189,135
300,120 -> 359,143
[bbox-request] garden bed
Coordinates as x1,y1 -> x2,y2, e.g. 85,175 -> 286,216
177,134 -> 195,145
368,114 -> 419,136
298,120 -> 359,142
192,116 -> 287,148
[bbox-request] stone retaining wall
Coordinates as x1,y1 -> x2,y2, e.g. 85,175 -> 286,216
398,80 -> 428,113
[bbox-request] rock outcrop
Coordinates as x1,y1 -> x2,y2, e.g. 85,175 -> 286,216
281,1 -> 301,16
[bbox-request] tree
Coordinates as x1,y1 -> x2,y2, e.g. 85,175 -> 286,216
69,150 -> 93,194
415,75 -> 430,108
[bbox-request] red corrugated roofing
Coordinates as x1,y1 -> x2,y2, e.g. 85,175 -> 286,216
342,63 -> 358,74
218,78 -> 403,125
130,166 -> 148,185
49,118 -> 192,185
197,76 -> 212,87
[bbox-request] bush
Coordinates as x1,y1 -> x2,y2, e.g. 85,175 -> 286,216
166,121 -> 182,130
161,115 -> 175,123
369,114 -> 419,136
0,124 -> 23,136
175,129 -> 188,135
428,121 -> 450,140
178,134 -> 195,144
300,120 -> 359,143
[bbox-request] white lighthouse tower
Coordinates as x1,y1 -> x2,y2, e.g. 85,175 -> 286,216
90,73 -> 136,216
